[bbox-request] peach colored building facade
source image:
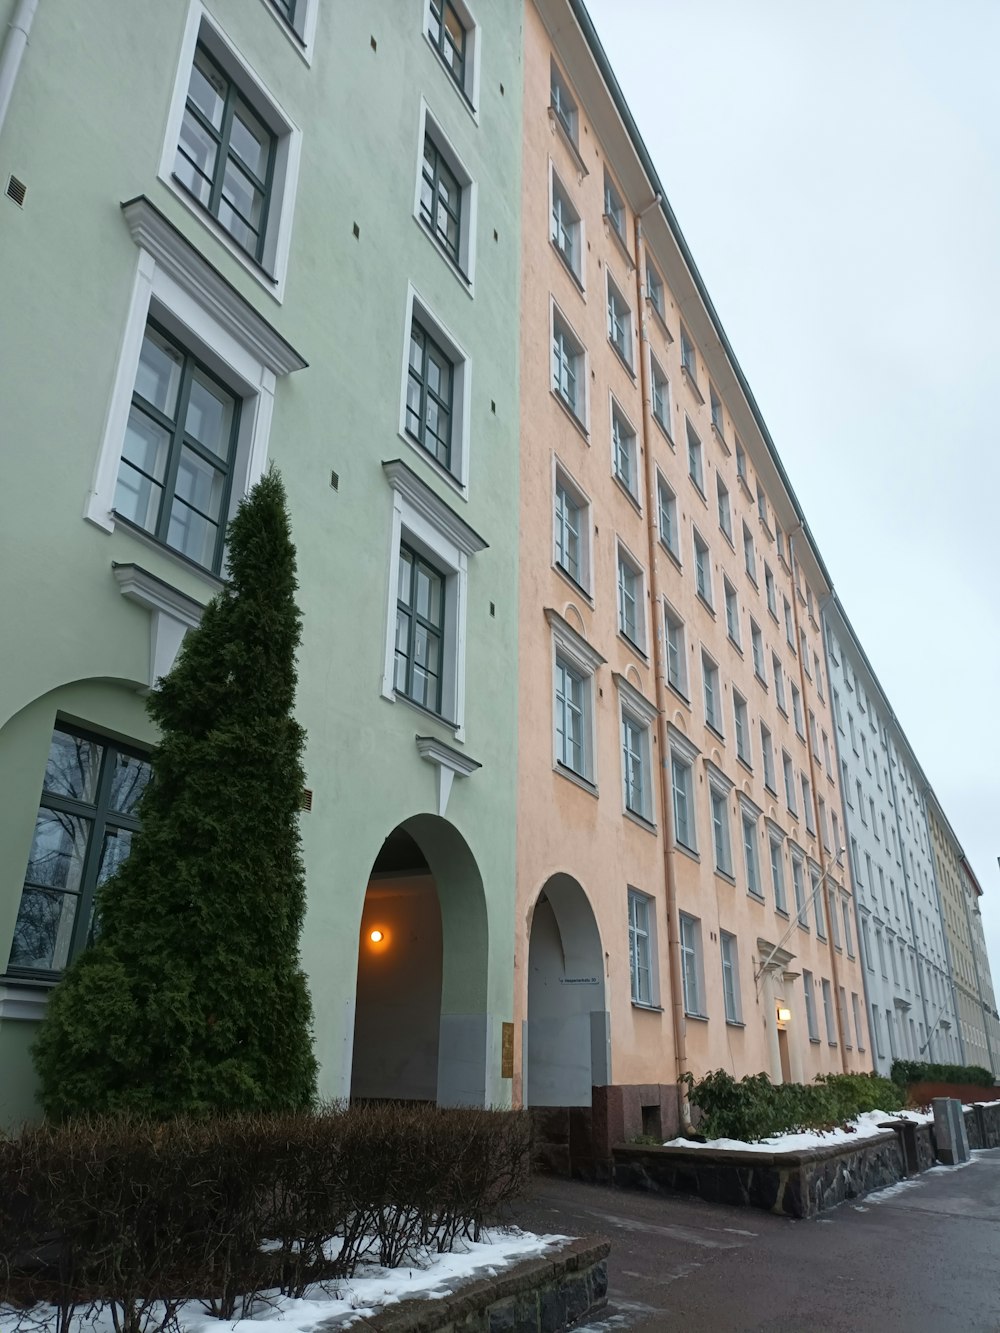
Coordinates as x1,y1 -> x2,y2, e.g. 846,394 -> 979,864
514,0 -> 870,1143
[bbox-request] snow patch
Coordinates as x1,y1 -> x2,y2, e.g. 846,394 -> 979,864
662,1108 -> 932,1154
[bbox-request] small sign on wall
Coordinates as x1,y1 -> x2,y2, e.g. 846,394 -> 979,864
501,1021 -> 514,1078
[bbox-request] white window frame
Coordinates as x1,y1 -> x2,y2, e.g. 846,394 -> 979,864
743,521 -> 757,583
792,850 -> 807,925
733,690 -> 750,765
768,824 -> 788,913
423,0 -> 482,116
680,912 -> 705,1017
610,397 -> 639,500
783,751 -> 797,815
546,608 -> 604,790
645,255 -> 666,323
803,969 -> 820,1041
773,655 -> 786,713
157,4 -> 303,299
628,887 -> 658,1007
650,353 -> 672,438
263,0 -> 320,62
549,58 -> 578,145
617,674 -> 658,825
380,459 -> 486,740
822,977 -> 837,1044
761,722 -> 776,792
550,299 -> 588,429
664,601 -> 688,698
603,170 -> 626,241
616,541 -> 646,651
606,272 -> 634,369
85,198 -> 305,543
548,160 -> 584,287
414,100 -> 479,290
702,651 -> 722,735
717,474 -> 732,542
740,797 -> 762,899
398,284 -> 473,494
724,578 -> 741,648
656,470 -> 679,558
686,418 -> 704,494
693,527 -> 713,607
709,383 -> 725,439
680,324 -> 697,385
669,725 -> 700,853
706,762 -> 734,877
750,619 -> 765,681
552,459 -> 592,594
721,931 -> 742,1024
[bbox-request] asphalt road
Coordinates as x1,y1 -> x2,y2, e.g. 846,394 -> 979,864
511,1148 -> 1000,1333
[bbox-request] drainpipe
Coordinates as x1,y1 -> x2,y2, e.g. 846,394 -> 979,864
632,205 -> 693,1135
0,0 -> 39,139
787,528 -> 849,1070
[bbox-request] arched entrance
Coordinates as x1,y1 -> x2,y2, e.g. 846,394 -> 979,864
525,874 -> 609,1106
350,814 -> 490,1106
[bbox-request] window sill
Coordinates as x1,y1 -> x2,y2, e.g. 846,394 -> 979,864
685,1010 -> 710,1023
608,337 -> 637,380
798,920 -> 811,933
266,0 -> 313,63
652,413 -> 675,449
164,173 -> 282,301
738,475 -> 754,501
755,672 -> 769,690
696,592 -> 715,617
649,301 -> 673,343
400,428 -> 468,502
719,526 -> 735,551
392,690 -> 460,737
660,539 -> 682,572
618,632 -> 648,665
689,476 -> 707,505
764,782 -> 777,798
419,215 -> 475,296
675,841 -> 700,864
666,681 -> 690,710
551,238 -> 586,296
725,1019 -> 746,1029
706,722 -> 725,744
548,106 -> 589,177
747,890 -> 765,905
727,635 -> 744,657
681,365 -> 703,405
714,869 -> 736,887
0,979 -> 55,1021
429,34 -> 479,122
554,761 -> 598,798
613,473 -> 643,514
553,562 -> 594,606
768,606 -> 780,625
775,907 -> 790,919
604,215 -> 634,269
746,572 -> 759,590
809,1037 -> 822,1045
711,423 -> 729,454
550,387 -> 590,441
624,807 -> 657,835
736,755 -> 753,776
111,512 -> 227,590
632,1000 -> 665,1013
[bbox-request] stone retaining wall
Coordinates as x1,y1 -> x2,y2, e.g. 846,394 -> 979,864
965,1100 -> 1000,1150
336,1238 -> 610,1333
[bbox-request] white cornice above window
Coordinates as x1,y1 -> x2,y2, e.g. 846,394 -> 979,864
666,722 -> 700,766
764,816 -> 787,844
120,196 -> 307,377
704,759 -> 734,796
0,982 -> 53,1021
613,671 -> 658,726
737,790 -> 764,821
416,734 -> 481,817
382,459 -> 487,556
113,562 -> 208,688
545,607 -> 606,676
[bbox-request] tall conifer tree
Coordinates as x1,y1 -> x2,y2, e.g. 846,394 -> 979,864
34,469 -> 318,1117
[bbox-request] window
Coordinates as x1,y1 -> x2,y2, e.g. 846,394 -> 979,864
268,0 -> 316,52
724,579 -> 741,648
773,655 -> 786,713
783,595 -> 794,648
833,687 -> 843,731
733,692 -> 750,765
628,889 -> 655,1005
554,465 -> 589,590
842,760 -> 852,803
174,43 -> 277,264
710,783 -> 733,876
555,657 -> 588,777
680,325 -> 697,383
395,543 -> 446,713
113,321 -> 240,573
670,742 -> 697,852
743,522 -> 757,582
861,733 -> 870,772
814,653 -> 824,699
783,752 -> 796,814
751,620 -> 765,681
651,356 -> 672,436
427,0 -> 476,104
607,276 -> 633,367
870,796 -> 879,836
710,384 -> 724,437
735,438 -> 747,483
743,812 -> 761,898
603,171 -> 625,240
756,482 -> 767,527
822,730 -> 832,777
708,475 -> 732,550
612,403 -> 638,497
872,1005 -> 885,1058
775,519 -> 785,562
687,420 -> 704,493
818,795 -> 829,849
7,726 -> 152,976
822,978 -> 837,1044
812,868 -> 825,937
657,474 -> 678,557
764,564 -> 777,617
646,259 -> 665,321
876,926 -> 888,978
702,653 -> 722,734
852,991 -> 865,1051
622,711 -> 650,819
861,915 -> 873,972
382,460 -> 483,735
420,131 -> 468,270
721,932 -> 742,1023
770,836 -> 787,913
406,317 -> 455,470
680,913 -> 703,1015
803,969 -> 819,1040
843,898 -> 854,957
800,628 -> 810,672
693,529 -> 712,607
550,172 -> 581,281
617,545 -> 644,648
791,683 -> 804,738
857,781 -> 866,821
761,723 -> 776,791
549,60 -> 577,142
801,776 -> 815,833
664,604 -> 687,696
793,854 -> 807,925
551,308 -> 586,424
808,708 -> 819,752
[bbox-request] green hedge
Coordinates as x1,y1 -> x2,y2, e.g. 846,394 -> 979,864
686,1069 -> 904,1143
890,1059 -> 995,1089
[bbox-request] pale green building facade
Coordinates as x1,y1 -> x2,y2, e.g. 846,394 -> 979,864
0,0 -> 523,1125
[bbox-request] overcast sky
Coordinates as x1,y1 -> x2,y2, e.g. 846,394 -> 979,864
583,0 -> 1000,992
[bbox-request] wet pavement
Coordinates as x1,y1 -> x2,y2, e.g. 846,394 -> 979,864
511,1148 -> 1000,1332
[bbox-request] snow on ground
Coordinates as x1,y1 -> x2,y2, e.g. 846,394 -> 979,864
662,1108 -> 935,1154
1,1228 -> 568,1333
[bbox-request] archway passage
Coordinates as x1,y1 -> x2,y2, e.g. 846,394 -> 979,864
350,817 -> 490,1106
526,874 -> 609,1107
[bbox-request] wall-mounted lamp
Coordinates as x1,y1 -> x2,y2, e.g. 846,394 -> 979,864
777,1007 -> 792,1024
369,929 -> 384,944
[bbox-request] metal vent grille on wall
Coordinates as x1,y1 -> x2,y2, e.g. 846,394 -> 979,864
6,175 -> 26,206
300,788 -> 313,812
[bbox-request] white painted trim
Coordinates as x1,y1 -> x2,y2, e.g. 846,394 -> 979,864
613,672 -> 657,727
415,734 -> 482,817
381,460 -> 484,555
549,296 -> 589,433
551,455 -> 593,595
421,0 -> 481,117
614,536 -> 647,652
547,156 -> 586,294
397,283 -> 472,495
414,98 -> 478,293
261,0 -> 319,64
544,607 -> 605,675
113,561 -> 208,686
157,1 -> 303,301
0,982 -> 51,1021
666,722 -> 701,766
737,790 -> 764,821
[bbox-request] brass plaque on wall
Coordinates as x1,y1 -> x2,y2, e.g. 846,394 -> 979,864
501,1021 -> 514,1078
